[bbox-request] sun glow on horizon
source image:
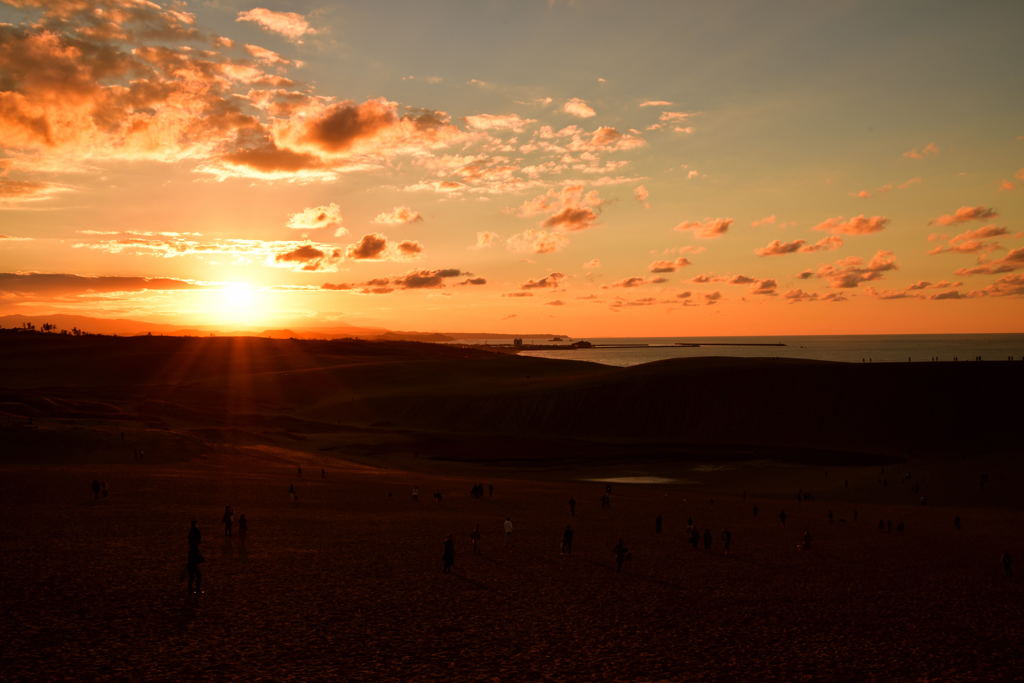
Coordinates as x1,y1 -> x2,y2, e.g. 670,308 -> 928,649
202,282 -> 271,328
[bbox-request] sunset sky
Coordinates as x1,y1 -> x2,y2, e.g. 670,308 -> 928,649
1,0 -> 1022,336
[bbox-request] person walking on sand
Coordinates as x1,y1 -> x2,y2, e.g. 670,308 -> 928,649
722,529 -> 732,555
703,528 -> 712,551
442,534 -> 455,573
568,496 -> 576,517
655,514 -> 663,534
561,524 -> 574,555
222,504 -> 233,537
470,524 -> 481,554
91,479 -> 101,501
320,468 -> 326,479
613,538 -> 629,573
503,517 -> 514,545
297,466 -> 302,478
689,528 -> 700,550
237,514 -> 248,543
186,520 -> 204,595
288,483 -> 297,502
778,510 -> 787,527
801,530 -> 812,551
412,487 -> 419,502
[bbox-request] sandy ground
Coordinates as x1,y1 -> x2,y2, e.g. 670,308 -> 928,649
1,447 -> 1021,681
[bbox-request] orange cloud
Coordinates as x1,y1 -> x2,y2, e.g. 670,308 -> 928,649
506,229 -> 569,255
605,276 -> 668,288
275,243 -> 343,271
236,8 -> 316,41
639,100 -> 673,107
750,279 -> 778,295
754,237 -> 842,256
813,215 -> 888,235
345,233 -> 389,260
563,98 -> 596,118
955,247 -> 1024,276
902,142 -> 939,159
928,224 -> 1008,255
931,206 -> 999,226
967,274 -> 1024,297
812,250 -> 898,288
464,113 -> 535,132
286,203 -> 345,232
649,257 -> 691,273
633,185 -> 650,206
674,217 -> 732,239
521,272 -> 566,289
472,232 -> 498,249
322,268 -> 470,293
373,206 -> 423,225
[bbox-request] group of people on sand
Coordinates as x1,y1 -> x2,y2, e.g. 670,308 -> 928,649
89,479 -> 109,500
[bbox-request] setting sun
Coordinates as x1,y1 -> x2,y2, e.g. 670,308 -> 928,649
207,282 -> 264,327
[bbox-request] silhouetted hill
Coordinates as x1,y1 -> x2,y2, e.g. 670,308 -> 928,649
0,332 -> 1017,466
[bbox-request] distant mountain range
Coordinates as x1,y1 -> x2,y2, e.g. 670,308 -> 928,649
0,313 -> 564,342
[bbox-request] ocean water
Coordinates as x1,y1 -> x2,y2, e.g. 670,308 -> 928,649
480,334 -> 1024,367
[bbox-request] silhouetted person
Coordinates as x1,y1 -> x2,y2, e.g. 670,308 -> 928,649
470,524 -> 481,554
101,481 -> 108,498
442,534 -> 455,573
752,505 -> 759,518
288,483 -> 297,502
504,517 -> 514,545
778,510 -> 787,527
828,510 -> 834,524
91,479 -> 101,501
187,520 -> 203,595
722,529 -> 732,554
689,528 -> 700,549
222,505 -> 233,537
801,530 -> 811,551
237,514 -> 248,543
561,524 -> 574,554
954,515 -> 961,530
568,496 -> 576,517
655,514 -> 663,534
613,538 -> 629,572
297,466 -> 302,478
412,487 -> 419,502
1002,552 -> 1013,579
896,521 -> 904,534
703,529 -> 712,551
321,468 -> 326,479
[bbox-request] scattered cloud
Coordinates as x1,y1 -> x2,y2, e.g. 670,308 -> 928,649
955,247 -> 1024,275
275,243 -> 343,271
812,250 -> 898,288
813,215 -> 888,235
521,272 -> 566,289
322,268 -> 469,293
237,8 -> 316,41
605,276 -> 668,288
286,203 -> 344,232
583,258 -> 601,269
649,257 -> 691,273
639,101 -> 673,107
373,206 -> 423,225
0,272 -> 196,295
928,225 -> 1008,255
931,206 -> 999,226
472,231 -> 498,250
750,279 -> 778,295
756,236 -> 844,256
345,233 -> 389,260
902,142 -> 939,159
633,184 -> 650,207
464,113 -> 536,132
674,217 -> 732,239
563,98 -> 596,118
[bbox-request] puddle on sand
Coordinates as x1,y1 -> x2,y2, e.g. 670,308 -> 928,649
582,476 -> 693,485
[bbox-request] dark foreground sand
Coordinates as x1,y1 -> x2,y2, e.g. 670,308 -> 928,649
1,446 -> 1021,682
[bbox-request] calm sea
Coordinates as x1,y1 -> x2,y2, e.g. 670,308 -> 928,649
460,334 -> 1024,367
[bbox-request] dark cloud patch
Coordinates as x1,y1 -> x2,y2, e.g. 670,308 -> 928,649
0,272 -> 196,295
